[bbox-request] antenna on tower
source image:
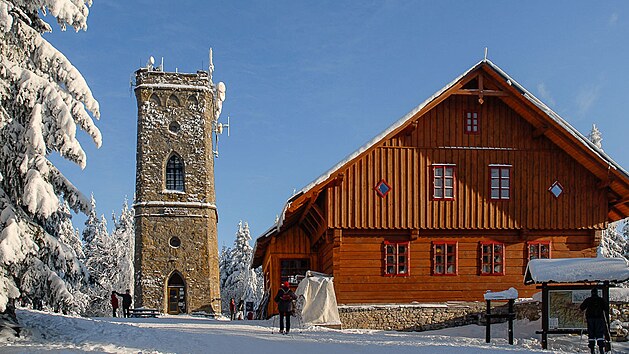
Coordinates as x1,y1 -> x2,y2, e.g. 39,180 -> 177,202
212,116 -> 230,157
209,48 -> 214,82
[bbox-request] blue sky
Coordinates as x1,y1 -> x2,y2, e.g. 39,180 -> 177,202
45,1 -> 629,248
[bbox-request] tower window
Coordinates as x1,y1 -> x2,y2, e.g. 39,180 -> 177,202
166,154 -> 185,191
150,93 -> 161,106
169,121 -> 181,134
169,236 -> 181,248
168,94 -> 180,107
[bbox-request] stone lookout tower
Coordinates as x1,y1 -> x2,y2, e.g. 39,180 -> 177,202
133,57 -> 226,314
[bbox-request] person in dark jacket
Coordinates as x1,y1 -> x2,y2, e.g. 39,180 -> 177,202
114,289 -> 133,318
274,281 -> 297,334
110,291 -> 119,317
229,298 -> 236,320
579,287 -> 609,354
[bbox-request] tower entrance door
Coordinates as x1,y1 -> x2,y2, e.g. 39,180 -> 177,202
167,272 -> 186,314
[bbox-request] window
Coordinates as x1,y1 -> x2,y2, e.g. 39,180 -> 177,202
480,242 -> 505,275
166,154 -> 185,191
490,165 -> 511,200
280,259 -> 309,285
528,241 -> 551,261
168,121 -> 181,134
433,241 -> 457,275
548,181 -> 564,198
433,165 -> 456,200
384,241 -> 410,276
465,112 -> 479,134
169,236 -> 181,248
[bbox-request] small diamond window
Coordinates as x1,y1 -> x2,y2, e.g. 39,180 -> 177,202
549,181 -> 564,198
374,179 -> 392,198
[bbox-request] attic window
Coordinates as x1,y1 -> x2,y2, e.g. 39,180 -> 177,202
465,112 -> 479,134
548,181 -> 564,198
374,179 -> 392,198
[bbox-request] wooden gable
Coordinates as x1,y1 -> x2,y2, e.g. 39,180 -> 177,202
252,60 -> 629,268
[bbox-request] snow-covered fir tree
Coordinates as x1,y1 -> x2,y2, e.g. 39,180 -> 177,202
45,200 -> 85,260
83,198 -> 134,316
0,0 -> 101,332
588,123 -> 603,150
587,124 -> 629,263
110,198 -> 134,296
218,245 -> 232,292
598,221 -> 628,259
220,221 -> 263,314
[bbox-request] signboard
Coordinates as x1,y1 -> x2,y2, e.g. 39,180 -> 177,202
547,290 -> 593,330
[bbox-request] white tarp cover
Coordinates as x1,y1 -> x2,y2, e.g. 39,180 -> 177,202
524,258 -> 629,284
295,272 -> 342,326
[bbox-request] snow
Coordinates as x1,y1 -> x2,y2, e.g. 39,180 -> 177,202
484,288 -> 519,301
135,83 -> 211,91
133,201 -> 217,208
4,308 -> 629,353
524,258 -> 629,284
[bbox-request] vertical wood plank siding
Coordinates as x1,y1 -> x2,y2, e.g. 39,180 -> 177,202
327,95 -> 607,231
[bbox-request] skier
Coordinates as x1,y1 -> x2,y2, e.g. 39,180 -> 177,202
114,289 -> 133,318
110,291 -> 119,317
229,298 -> 236,320
579,287 -> 609,354
274,281 -> 297,334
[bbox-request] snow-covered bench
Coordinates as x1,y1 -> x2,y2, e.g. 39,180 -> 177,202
129,308 -> 159,318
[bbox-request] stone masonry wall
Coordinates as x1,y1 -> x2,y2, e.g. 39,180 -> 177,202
133,68 -> 221,314
338,301 -> 540,332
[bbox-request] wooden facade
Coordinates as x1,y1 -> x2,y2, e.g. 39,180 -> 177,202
252,60 -> 629,316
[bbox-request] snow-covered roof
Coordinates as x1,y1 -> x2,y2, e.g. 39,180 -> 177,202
484,287 -> 518,300
253,59 -> 629,266
270,59 -> 628,234
524,258 -> 629,285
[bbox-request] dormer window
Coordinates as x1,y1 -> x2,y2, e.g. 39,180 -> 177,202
166,154 -> 185,191
465,112 -> 479,134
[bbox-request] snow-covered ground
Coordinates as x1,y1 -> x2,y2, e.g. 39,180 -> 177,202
2,309 -> 628,353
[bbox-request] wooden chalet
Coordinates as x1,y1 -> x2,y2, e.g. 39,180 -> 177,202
252,59 -> 629,316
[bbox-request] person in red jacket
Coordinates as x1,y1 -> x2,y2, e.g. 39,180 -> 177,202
110,291 -> 119,318
274,281 -> 297,334
229,298 -> 236,320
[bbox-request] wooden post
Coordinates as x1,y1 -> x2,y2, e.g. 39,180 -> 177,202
508,299 -> 514,345
541,283 -> 548,350
485,299 -> 491,343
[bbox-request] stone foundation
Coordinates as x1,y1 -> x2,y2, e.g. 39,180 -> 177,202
338,301 -> 539,332
338,300 -> 629,341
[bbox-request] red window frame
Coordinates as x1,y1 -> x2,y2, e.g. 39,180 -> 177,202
527,241 -> 551,261
384,241 -> 410,277
432,241 -> 458,276
490,165 -> 511,200
465,112 -> 479,134
480,242 -> 505,275
432,165 -> 456,200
